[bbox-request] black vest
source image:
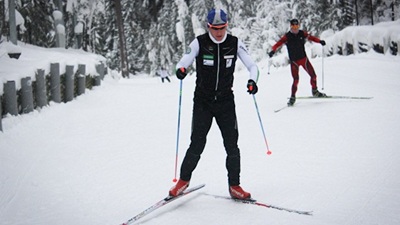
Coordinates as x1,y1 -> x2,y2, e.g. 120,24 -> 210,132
195,33 -> 238,100
285,30 -> 307,61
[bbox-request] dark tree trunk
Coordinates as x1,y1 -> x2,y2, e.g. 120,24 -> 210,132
114,0 -> 129,78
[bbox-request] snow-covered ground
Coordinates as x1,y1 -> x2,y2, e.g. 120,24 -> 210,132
0,42 -> 106,94
1,43 -> 399,225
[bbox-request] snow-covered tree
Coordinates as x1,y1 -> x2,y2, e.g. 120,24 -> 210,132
147,1 -> 179,75
103,0 -> 119,71
17,0 -> 54,47
2,0 -> 398,76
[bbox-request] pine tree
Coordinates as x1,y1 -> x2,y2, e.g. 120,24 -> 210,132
17,0 -> 54,47
123,0 -> 151,74
92,9 -> 107,55
309,0 -> 334,34
225,1 -> 258,54
188,0 -> 213,37
104,0 -> 119,71
1,0 -> 7,39
291,0 -> 314,32
114,0 -> 129,77
340,0 -> 354,26
147,1 -> 179,75
175,0 -> 192,55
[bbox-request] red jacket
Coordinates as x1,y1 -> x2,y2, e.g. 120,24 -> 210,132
271,30 -> 321,61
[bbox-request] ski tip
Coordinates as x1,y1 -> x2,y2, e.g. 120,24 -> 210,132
303,211 -> 313,216
195,183 -> 206,189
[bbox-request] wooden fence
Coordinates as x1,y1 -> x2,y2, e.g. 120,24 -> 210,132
0,63 -> 106,132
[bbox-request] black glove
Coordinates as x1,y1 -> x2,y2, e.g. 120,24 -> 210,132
320,40 -> 326,46
247,79 -> 258,95
176,67 -> 187,80
268,51 -> 275,58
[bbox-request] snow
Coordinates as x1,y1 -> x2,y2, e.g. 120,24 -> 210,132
0,42 -> 106,93
191,14 -> 206,38
66,0 -> 79,13
3,0 -> 26,32
318,20 -> 400,56
56,24 -> 66,34
75,22 -> 84,34
175,20 -> 185,44
52,10 -> 63,21
1,24 -> 400,224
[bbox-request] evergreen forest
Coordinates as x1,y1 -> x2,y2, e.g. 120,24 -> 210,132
0,0 -> 398,76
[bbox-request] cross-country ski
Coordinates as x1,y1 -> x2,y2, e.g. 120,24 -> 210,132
120,184 -> 205,225
275,95 -> 373,112
205,194 -> 313,216
274,105 -> 290,113
294,95 -> 373,100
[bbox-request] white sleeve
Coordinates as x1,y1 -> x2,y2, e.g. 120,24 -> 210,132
237,39 -> 259,82
176,39 -> 200,69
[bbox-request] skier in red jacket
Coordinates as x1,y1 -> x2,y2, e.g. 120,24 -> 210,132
268,19 -> 327,106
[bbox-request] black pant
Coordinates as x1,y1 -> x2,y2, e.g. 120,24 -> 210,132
161,77 -> 171,83
180,94 -> 241,186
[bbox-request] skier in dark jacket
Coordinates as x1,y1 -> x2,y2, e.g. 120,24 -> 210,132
269,19 -> 327,106
169,8 -> 259,200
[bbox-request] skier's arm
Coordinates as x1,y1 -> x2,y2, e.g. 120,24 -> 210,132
304,31 -> 321,43
271,35 -> 287,52
176,39 -> 199,70
237,39 -> 259,82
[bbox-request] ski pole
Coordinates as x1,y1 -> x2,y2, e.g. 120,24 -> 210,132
321,47 -> 325,90
267,58 -> 271,75
252,95 -> 272,155
173,80 -> 183,182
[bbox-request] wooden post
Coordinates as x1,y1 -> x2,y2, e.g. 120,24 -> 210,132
35,69 -> 48,108
76,64 -> 86,96
97,63 -> 105,79
21,77 -> 34,113
93,76 -> 101,86
50,63 -> 61,103
94,64 -> 104,86
65,65 -> 74,102
3,81 -> 18,115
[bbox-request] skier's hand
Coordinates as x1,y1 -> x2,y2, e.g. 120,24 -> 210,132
176,67 -> 187,80
320,40 -> 326,46
268,51 -> 275,58
247,79 -> 258,95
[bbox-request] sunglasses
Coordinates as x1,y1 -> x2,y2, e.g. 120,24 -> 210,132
290,24 -> 299,29
208,23 -> 228,30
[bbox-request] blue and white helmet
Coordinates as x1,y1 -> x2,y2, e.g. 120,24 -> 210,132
207,9 -> 228,26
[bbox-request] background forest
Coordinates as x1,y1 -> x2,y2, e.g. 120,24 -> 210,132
0,0 -> 399,76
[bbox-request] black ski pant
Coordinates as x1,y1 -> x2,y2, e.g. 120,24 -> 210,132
180,94 -> 241,186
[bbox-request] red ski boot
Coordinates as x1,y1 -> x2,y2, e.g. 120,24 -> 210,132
169,179 -> 189,197
229,185 -> 251,200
